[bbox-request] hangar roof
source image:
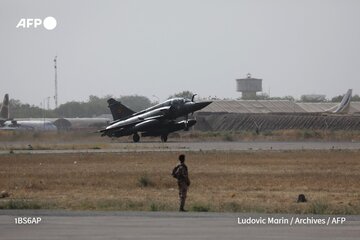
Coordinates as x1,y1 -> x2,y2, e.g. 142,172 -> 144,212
297,102 -> 360,113
199,100 -> 360,114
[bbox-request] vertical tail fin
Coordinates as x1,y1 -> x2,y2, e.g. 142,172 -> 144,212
0,94 -> 9,119
107,98 -> 135,121
326,89 -> 352,114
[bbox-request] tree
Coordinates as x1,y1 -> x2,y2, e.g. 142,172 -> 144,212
331,95 -> 344,102
168,91 -> 194,100
352,94 -> 360,102
8,99 -> 56,118
118,95 -> 152,112
55,95 -> 110,117
55,101 -> 85,117
300,95 -> 326,102
332,94 -> 360,102
270,95 -> 295,101
253,93 -> 269,100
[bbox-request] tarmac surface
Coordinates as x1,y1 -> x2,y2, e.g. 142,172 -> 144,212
1,141 -> 360,154
0,210 -> 359,240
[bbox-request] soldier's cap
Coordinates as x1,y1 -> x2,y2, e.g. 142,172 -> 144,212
178,154 -> 185,162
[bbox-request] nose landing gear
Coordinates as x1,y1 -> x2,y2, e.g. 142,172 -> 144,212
160,134 -> 168,142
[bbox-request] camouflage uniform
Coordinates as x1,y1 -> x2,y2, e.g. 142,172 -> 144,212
172,163 -> 190,211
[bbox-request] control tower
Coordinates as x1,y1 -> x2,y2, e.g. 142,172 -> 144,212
236,73 -> 262,99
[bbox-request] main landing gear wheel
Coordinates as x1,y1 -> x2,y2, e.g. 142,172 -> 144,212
161,134 -> 168,142
133,133 -> 140,142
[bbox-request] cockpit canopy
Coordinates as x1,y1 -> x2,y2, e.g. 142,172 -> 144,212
143,98 -> 191,112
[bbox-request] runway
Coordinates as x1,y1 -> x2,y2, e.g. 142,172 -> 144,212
0,210 -> 359,240
1,141 -> 360,154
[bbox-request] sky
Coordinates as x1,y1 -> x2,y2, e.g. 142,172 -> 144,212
1,0 -> 360,108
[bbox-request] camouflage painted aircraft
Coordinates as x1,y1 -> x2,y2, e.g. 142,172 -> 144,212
100,95 -> 211,142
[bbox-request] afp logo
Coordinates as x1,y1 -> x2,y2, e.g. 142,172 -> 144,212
16,16 -> 57,30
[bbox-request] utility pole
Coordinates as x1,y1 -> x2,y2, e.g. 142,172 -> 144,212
47,96 -> 50,110
54,56 -> 58,109
43,98 -> 46,128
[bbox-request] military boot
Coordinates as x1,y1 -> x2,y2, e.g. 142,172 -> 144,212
179,199 -> 187,212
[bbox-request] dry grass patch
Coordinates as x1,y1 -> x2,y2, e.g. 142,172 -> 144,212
0,150 -> 359,213
1,130 -> 360,151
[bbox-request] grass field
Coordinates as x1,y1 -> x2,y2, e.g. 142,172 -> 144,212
1,130 -> 360,151
0,150 -> 359,214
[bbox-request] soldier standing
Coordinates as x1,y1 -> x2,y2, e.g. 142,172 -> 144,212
172,154 -> 191,212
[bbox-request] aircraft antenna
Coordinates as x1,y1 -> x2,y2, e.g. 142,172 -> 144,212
54,56 -> 58,109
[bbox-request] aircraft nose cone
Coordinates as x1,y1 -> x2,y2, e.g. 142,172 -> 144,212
193,101 -> 212,111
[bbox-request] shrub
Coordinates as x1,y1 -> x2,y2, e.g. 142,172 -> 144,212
222,132 -> 234,141
309,201 -> 329,214
138,174 -> 154,187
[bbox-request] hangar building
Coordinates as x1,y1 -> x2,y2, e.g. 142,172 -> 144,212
195,100 -> 360,132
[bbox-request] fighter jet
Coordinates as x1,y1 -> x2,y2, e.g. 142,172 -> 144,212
100,95 -> 211,142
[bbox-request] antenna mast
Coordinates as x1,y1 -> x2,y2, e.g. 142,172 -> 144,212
54,56 -> 58,108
